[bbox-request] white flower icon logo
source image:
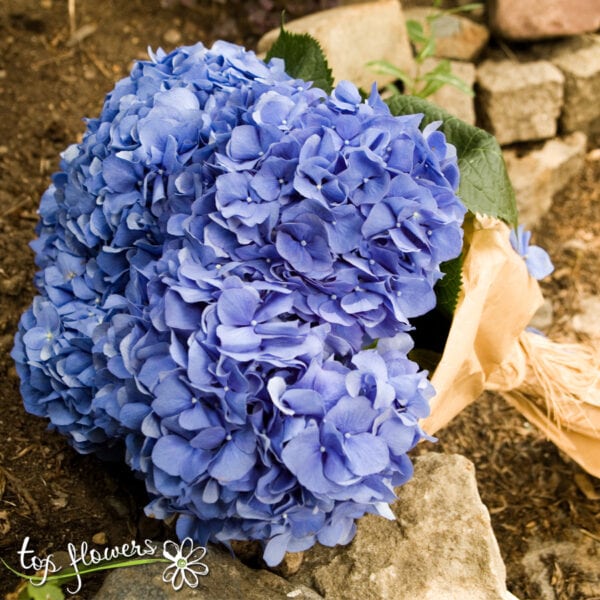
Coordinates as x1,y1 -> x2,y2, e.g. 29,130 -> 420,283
161,538 -> 209,591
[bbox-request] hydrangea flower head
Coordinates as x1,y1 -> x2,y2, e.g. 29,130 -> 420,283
13,41 -> 465,563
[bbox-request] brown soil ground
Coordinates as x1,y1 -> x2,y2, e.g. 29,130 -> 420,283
0,1 -> 598,599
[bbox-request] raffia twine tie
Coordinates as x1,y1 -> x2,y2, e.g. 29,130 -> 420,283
486,330 -> 600,477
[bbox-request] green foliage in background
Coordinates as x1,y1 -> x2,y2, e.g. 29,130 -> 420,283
368,1 -> 481,98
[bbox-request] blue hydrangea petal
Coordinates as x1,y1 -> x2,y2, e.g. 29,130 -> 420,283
323,451 -> 359,485
525,246 -> 554,280
281,427 -> 330,494
326,396 -> 376,434
263,533 -> 292,567
344,433 -> 389,476
208,440 -> 256,483
510,225 -> 554,280
378,418 -> 418,456
152,435 -> 194,477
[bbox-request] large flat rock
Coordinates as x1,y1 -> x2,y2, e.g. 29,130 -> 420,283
291,453 -> 516,600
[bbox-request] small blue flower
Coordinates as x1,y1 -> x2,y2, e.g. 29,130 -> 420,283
293,135 -> 347,205
20,297 -> 61,362
135,87 -> 203,172
215,171 -> 278,230
510,225 -> 554,280
275,213 -> 334,279
339,150 -> 390,206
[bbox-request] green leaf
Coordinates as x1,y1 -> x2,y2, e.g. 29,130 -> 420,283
419,61 -> 475,98
18,586 -> 30,600
386,94 -> 518,227
435,255 -> 463,319
405,18 -> 436,61
265,27 -> 334,94
366,59 -> 415,90
416,78 -> 446,98
26,582 -> 64,600
443,2 -> 483,16
405,20 -> 428,46
417,62 -> 452,97
416,34 -> 436,61
423,59 -> 451,76
425,72 -> 475,97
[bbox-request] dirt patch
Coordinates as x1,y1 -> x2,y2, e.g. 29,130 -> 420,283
0,1 -> 599,599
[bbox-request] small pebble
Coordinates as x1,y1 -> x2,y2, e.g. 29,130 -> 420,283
0,273 -> 26,296
51,551 -> 73,570
83,65 -> 96,80
0,334 -> 15,352
587,148 -> 600,161
163,28 -> 182,45
93,532 -> 108,545
274,551 -> 304,577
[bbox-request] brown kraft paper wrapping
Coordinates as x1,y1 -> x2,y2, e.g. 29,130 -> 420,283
420,216 -> 600,478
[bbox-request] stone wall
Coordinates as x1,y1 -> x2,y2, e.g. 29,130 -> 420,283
258,0 -> 600,229
388,1 -> 600,229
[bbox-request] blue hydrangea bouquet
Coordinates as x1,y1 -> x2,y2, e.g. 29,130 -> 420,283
15,29 -> 595,567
